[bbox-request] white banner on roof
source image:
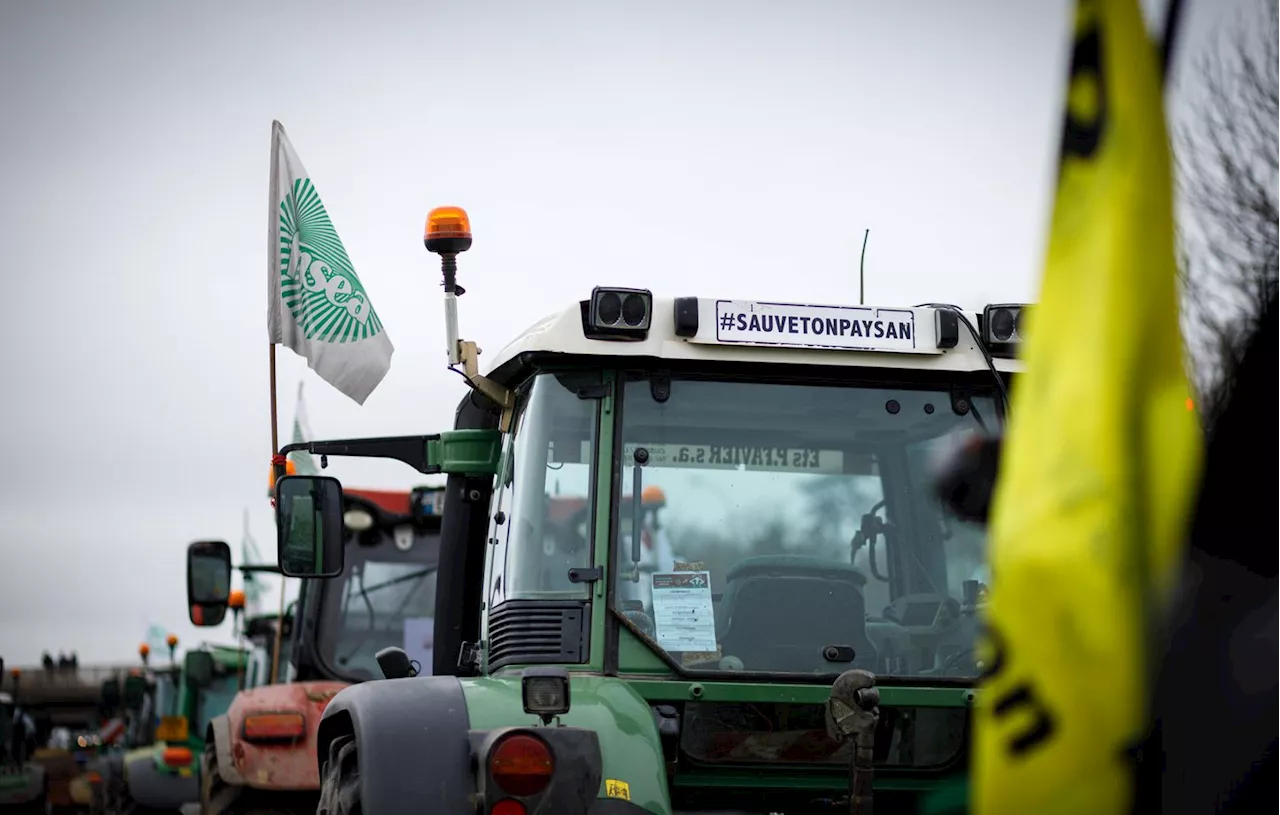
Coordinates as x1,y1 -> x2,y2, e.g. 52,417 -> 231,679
693,300 -> 936,354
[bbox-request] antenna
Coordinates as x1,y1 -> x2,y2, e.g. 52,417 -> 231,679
859,229 -> 870,305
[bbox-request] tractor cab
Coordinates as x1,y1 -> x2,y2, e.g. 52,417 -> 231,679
180,646 -> 251,749
289,488 -> 443,681
274,208 -> 1027,814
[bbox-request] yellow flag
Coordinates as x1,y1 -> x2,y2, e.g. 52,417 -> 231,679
972,0 -> 1203,812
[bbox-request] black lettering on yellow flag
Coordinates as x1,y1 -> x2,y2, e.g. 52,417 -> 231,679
972,1 -> 1203,813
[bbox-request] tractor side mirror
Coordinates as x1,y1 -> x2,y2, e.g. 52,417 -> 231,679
187,540 -> 232,627
184,651 -> 214,688
275,475 -> 345,578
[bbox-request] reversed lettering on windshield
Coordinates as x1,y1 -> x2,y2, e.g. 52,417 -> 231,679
624,443 -> 846,474
707,300 -> 922,353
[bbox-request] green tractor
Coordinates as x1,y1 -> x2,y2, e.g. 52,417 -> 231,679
262,209 -> 1026,813
104,645 -> 252,815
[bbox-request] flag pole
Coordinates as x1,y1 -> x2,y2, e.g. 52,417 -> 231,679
267,343 -> 288,684
269,344 -> 280,454
1159,0 -> 1185,84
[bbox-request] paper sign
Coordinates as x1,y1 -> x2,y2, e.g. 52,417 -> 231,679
651,571 -> 718,652
403,617 -> 434,676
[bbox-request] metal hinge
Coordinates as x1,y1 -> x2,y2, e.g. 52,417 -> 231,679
568,566 -> 603,584
457,641 -> 481,672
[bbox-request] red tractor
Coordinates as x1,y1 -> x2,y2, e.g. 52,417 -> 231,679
186,487 -> 443,814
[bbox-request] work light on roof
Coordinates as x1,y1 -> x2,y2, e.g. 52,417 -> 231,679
422,205 -> 515,429
982,303 -> 1029,346
587,286 -> 652,339
423,206 -> 472,255
424,206 -> 472,368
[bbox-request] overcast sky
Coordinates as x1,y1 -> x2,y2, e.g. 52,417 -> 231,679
0,0 -> 1256,664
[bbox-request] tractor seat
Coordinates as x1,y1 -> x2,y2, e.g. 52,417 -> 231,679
718,555 -> 877,674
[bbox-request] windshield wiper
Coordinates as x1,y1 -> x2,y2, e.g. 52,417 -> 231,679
356,567 -> 436,596
338,567 -> 436,665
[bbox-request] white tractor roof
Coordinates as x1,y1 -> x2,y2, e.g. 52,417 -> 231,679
484,294 -> 1022,380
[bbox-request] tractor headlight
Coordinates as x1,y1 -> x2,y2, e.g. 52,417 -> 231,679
587,287 -> 652,339
521,667 -> 570,722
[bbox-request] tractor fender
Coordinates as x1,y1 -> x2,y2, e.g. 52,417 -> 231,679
222,680 -> 349,790
316,676 -> 472,815
123,750 -> 199,810
209,715 -> 246,786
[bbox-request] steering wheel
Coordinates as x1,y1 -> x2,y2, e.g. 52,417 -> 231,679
938,647 -> 980,677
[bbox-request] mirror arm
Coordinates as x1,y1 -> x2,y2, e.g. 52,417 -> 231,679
280,436 -> 438,474
239,564 -> 282,575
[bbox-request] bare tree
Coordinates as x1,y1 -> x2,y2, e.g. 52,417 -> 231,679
1173,0 -> 1279,425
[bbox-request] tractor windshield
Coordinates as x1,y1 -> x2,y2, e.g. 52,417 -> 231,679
315,525 -> 440,680
151,670 -> 179,721
611,373 -> 998,680
193,671 -> 240,740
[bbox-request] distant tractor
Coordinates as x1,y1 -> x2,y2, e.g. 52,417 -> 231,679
114,644 -> 254,815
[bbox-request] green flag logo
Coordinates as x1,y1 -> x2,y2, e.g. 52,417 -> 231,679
278,178 -> 385,343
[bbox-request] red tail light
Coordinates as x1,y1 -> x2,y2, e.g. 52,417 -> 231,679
243,712 -> 306,741
490,800 -> 526,815
488,733 -> 553,797
161,747 -> 193,767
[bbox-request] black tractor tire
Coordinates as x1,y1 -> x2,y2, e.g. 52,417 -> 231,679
18,789 -> 51,815
199,740 -> 238,815
20,775 -> 50,815
316,735 -> 360,815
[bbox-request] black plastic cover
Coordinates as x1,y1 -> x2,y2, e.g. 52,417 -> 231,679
434,391 -> 500,678
487,600 -> 590,670
935,308 -> 959,349
316,676 -> 473,815
673,297 -> 700,338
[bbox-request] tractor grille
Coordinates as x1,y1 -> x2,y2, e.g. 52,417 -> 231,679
487,601 -> 589,670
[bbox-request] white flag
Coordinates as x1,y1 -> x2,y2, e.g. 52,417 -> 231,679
240,510 -> 267,617
268,120 -> 393,404
145,624 -> 169,652
288,381 -> 320,475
